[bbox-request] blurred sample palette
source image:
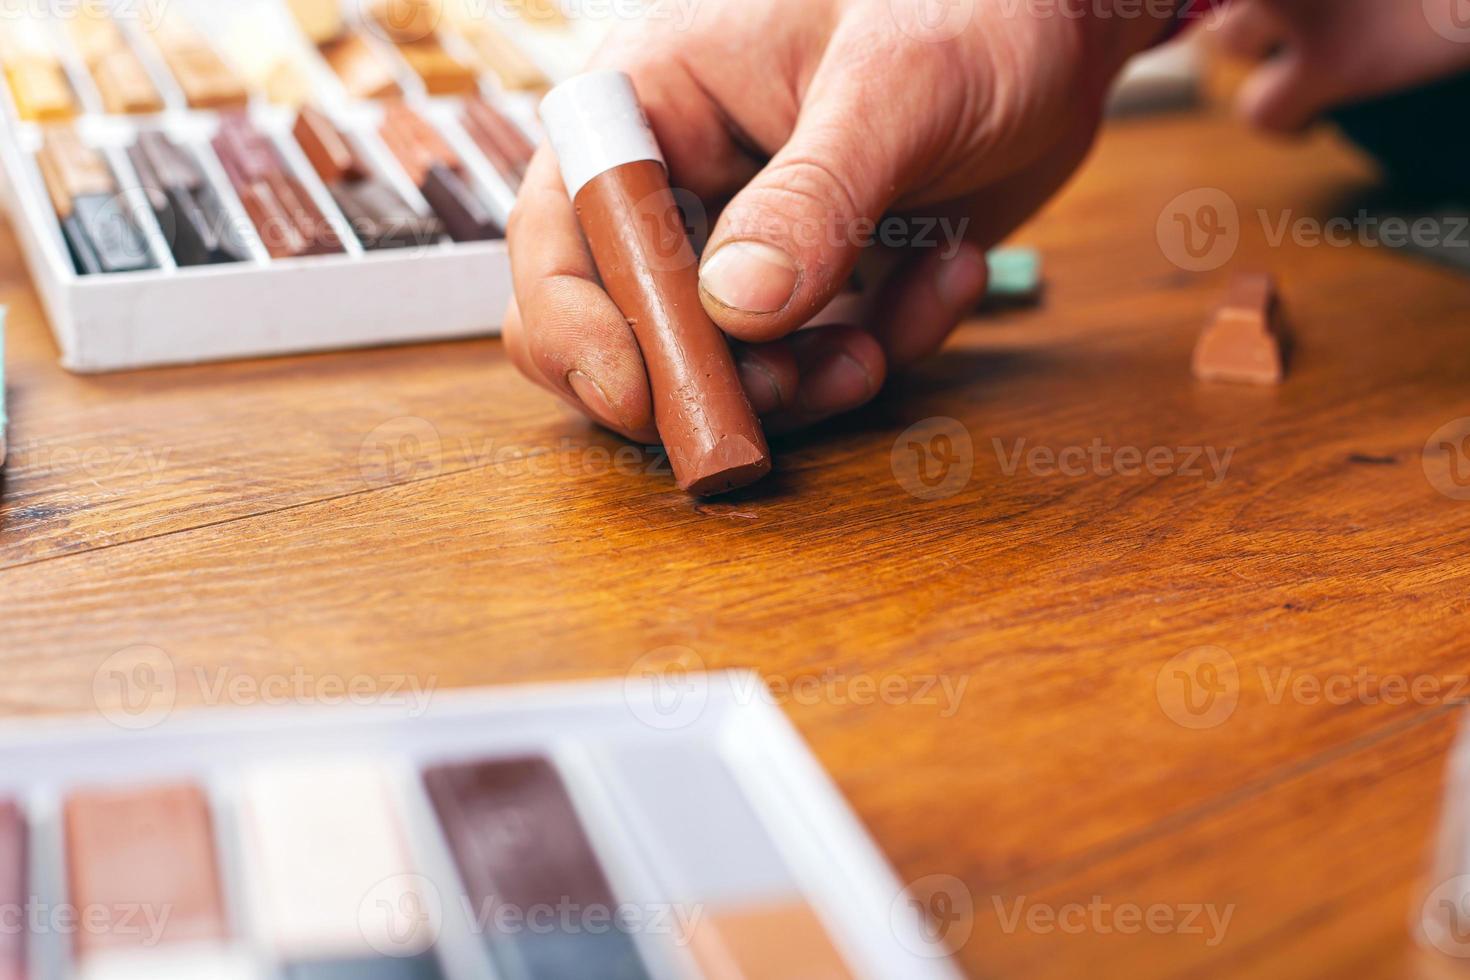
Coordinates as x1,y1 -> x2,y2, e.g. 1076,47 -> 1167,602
0,674 -> 960,980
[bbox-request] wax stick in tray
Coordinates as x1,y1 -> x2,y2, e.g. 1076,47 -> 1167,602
461,95 -> 535,191
294,105 -> 443,250
148,11 -> 249,110
37,127 -> 155,276
128,132 -> 249,267
447,19 -> 549,94
395,36 -> 479,95
367,0 -> 478,96
217,5 -> 317,108
65,7 -> 163,115
286,0 -> 346,46
379,101 -> 502,242
321,32 -> 402,100
541,72 -> 772,495
213,114 -> 345,259
0,17 -> 77,122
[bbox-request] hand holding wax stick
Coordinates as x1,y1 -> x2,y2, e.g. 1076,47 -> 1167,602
294,105 -> 443,250
212,114 -> 345,259
540,72 -> 771,495
127,132 -> 248,268
379,101 -> 502,242
37,128 -> 155,276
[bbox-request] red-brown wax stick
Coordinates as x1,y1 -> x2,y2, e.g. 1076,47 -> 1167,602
541,71 -> 771,496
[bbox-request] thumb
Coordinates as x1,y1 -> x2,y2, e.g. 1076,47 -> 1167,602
697,72 -> 916,342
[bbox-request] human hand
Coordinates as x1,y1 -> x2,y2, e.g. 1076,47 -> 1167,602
504,0 -> 1170,441
1214,0 -> 1470,132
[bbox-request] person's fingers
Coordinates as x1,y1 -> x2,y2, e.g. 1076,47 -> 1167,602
587,30 -> 769,202
506,146 -> 656,437
868,243 -> 990,368
501,296 -> 535,380
867,120 -> 1097,367
731,341 -> 799,417
1211,1 -> 1289,62
1236,49 -> 1336,133
504,295 -> 662,444
762,325 -> 888,434
694,27 -> 938,343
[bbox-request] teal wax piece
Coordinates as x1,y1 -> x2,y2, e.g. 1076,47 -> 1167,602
986,247 -> 1042,301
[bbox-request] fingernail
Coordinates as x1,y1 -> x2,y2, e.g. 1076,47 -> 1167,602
935,244 -> 989,309
700,241 -> 799,314
799,349 -> 875,416
567,370 -> 624,430
736,356 -> 785,414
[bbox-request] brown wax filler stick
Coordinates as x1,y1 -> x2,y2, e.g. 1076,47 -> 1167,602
296,105 -> 441,249
321,32 -> 401,100
1192,272 -> 1286,385
0,802 -> 24,980
462,95 -> 534,189
542,72 -> 770,495
380,101 -> 500,242
214,114 -> 344,258
64,783 -> 230,956
294,105 -> 370,186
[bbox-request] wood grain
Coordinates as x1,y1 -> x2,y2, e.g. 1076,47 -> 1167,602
3,109 -> 1470,979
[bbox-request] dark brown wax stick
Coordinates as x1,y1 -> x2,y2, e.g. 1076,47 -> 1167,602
541,71 -> 770,495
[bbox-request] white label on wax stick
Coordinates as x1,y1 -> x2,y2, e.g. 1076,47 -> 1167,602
540,70 -> 666,199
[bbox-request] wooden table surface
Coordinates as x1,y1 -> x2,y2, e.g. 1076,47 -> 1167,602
3,106 -> 1470,979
